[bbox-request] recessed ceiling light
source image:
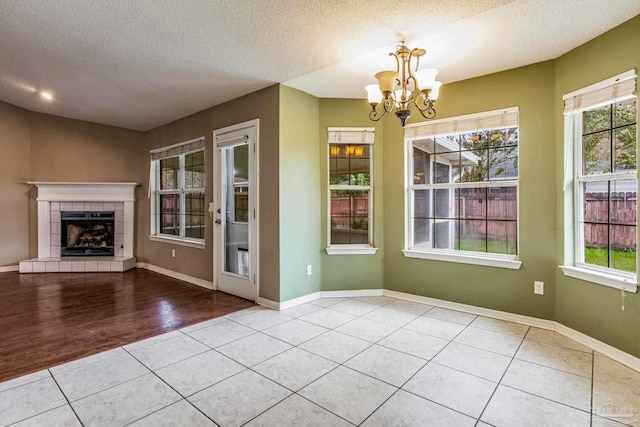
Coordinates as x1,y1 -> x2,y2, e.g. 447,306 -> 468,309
40,91 -> 53,101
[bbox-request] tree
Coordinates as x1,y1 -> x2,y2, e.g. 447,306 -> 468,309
583,101 -> 636,174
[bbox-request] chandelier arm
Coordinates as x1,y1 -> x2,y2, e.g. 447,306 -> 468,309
391,52 -> 401,74
383,95 -> 395,113
369,107 -> 387,122
415,101 -> 437,119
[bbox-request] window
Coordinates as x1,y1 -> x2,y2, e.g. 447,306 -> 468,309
150,137 -> 205,247
326,127 -> 377,255
562,70 -> 637,291
403,108 -> 521,269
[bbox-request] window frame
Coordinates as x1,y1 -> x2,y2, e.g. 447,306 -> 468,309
326,127 -> 377,255
403,108 -> 522,270
561,71 -> 638,292
149,138 -> 206,249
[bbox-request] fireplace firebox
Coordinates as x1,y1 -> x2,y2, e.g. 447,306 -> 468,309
61,211 -> 115,257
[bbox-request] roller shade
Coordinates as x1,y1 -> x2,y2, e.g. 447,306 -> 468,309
563,69 -> 636,114
150,136 -> 205,161
405,107 -> 518,140
328,127 -> 375,144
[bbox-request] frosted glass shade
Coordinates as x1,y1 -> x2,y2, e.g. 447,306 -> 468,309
365,84 -> 382,104
375,70 -> 398,93
430,81 -> 443,100
414,68 -> 439,89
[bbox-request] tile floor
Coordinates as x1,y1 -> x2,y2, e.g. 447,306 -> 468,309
1,296 -> 639,426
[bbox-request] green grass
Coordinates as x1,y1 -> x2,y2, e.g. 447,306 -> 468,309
456,238 -> 517,255
584,248 -> 637,273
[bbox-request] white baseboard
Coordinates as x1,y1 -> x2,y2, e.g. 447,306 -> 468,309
136,262 -> 213,290
275,287 -> 640,373
320,289 -> 384,298
256,297 -> 279,309
555,323 -> 640,372
383,289 -> 556,330
0,265 -> 19,273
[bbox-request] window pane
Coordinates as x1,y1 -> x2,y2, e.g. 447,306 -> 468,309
412,146 -> 430,184
413,189 -> 431,219
330,190 -> 369,244
583,181 -> 609,223
611,224 -> 636,273
458,220 -> 486,252
412,189 -> 431,248
160,157 -> 180,190
329,144 -> 370,186
457,187 -> 486,219
434,188 -> 452,218
407,121 -> 518,257
159,194 -> 180,235
583,104 -> 611,134
614,125 -> 636,172
184,151 -> 205,189
489,146 -> 518,180
412,218 -> 432,249
234,185 -> 249,223
434,162 -> 450,184
582,131 -> 611,175
434,220 -> 452,249
460,149 -> 489,182
487,220 -> 517,255
184,192 -> 205,239
487,186 -> 517,220
610,180 -> 636,225
614,99 -> 636,128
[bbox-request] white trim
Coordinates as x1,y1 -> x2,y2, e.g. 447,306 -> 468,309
402,249 -> 522,270
273,287 -> 640,372
148,235 -> 205,249
555,323 -> 640,372
320,289 -> 384,298
278,292 -> 323,310
256,297 -> 280,309
559,265 -> 637,293
383,289 -> 554,330
325,245 -> 378,255
149,136 -> 205,154
0,265 -> 19,272
213,119 -> 260,301
136,262 -> 213,290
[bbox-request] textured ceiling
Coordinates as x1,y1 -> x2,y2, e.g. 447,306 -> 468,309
0,0 -> 638,131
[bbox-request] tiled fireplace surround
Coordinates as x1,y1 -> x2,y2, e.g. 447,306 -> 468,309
19,182 -> 138,273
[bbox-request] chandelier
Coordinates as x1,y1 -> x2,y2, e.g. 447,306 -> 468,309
366,42 -> 442,127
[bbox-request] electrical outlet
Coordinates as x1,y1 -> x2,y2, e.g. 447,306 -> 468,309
306,264 -> 312,276
534,281 -> 544,295
171,249 -> 176,258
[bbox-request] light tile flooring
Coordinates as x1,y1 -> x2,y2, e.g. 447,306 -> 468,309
1,296 -> 639,426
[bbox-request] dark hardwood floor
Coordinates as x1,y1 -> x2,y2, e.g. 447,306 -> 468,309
0,269 -> 255,382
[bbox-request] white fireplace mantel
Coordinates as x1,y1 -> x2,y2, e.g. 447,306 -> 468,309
27,182 -> 138,261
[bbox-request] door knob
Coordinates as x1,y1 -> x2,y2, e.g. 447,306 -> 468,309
214,219 -> 221,224
217,208 -> 221,213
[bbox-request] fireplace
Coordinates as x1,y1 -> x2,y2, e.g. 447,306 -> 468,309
19,182 -> 138,273
61,211 -> 115,257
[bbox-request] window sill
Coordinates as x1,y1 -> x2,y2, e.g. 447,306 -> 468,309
402,249 -> 522,270
559,265 -> 637,293
326,245 -> 378,255
148,235 -> 205,249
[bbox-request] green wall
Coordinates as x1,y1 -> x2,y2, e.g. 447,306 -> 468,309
381,61 -> 556,319
279,86 -> 322,300
554,15 -> 640,357
308,15 -> 640,358
318,98 -> 385,292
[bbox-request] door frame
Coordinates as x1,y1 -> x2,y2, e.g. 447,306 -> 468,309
212,119 -> 259,301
